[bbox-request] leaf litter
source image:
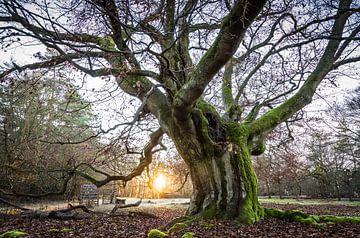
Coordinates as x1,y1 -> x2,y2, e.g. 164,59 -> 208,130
0,204 -> 359,237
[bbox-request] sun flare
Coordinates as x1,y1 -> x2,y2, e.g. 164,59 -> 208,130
153,174 -> 167,192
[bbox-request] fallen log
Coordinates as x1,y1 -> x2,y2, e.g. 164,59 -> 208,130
47,204 -> 93,219
0,197 -> 30,211
52,204 -> 92,214
110,199 -> 142,214
1,197 -> 143,219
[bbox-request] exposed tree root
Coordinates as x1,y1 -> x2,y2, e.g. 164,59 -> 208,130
148,215 -> 196,238
147,206 -> 360,237
264,207 -> 360,226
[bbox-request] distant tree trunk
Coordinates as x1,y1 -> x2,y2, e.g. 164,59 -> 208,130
265,180 -> 271,199
129,184 -> 134,197
296,181 -> 302,199
335,179 -> 341,199
137,180 -> 141,198
277,181 -> 283,199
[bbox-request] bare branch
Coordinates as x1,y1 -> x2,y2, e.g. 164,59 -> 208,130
74,128 -> 164,187
0,174 -> 73,198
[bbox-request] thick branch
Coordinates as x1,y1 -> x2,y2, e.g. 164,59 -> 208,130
222,59 -> 236,110
173,0 -> 266,120
248,0 -> 353,136
96,0 -> 124,51
164,0 -> 176,42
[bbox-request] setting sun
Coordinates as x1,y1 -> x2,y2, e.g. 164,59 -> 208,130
153,174 -> 167,192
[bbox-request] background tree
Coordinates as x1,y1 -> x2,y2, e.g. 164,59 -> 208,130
305,129 -> 360,198
302,87 -> 360,198
336,88 -> 360,197
0,69 -> 99,197
0,0 -> 359,223
254,125 -> 306,198
334,87 -> 360,167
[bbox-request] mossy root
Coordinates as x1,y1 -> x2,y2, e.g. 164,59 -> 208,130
264,207 -> 360,226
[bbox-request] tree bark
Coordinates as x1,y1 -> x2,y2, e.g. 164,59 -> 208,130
170,109 -> 264,223
186,149 -> 263,223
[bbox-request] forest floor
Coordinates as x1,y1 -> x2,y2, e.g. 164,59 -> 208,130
1,199 -> 360,238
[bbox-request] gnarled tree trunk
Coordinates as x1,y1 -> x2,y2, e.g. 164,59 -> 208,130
170,107 -> 264,223
187,149 -> 263,223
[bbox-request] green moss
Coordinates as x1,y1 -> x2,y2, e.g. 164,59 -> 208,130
201,222 -> 215,229
97,35 -> 116,50
182,232 -> 195,238
147,217 -> 195,238
196,100 -> 221,118
260,197 -> 360,206
198,203 -> 218,219
172,215 -> 195,225
221,60 -> 235,112
235,134 -> 263,224
285,210 -> 308,219
220,122 -> 264,224
265,207 -> 360,225
0,230 -> 28,237
147,219 -> 199,238
225,122 -> 249,143
147,229 -> 168,238
193,110 -> 210,139
293,216 -> 319,225
264,207 -> 284,218
265,208 -> 315,225
228,104 -> 243,120
167,222 -> 188,233
319,215 -> 360,224
239,198 -> 263,224
247,89 -> 313,136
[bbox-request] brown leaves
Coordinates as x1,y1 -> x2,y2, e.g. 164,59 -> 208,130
1,205 -> 360,238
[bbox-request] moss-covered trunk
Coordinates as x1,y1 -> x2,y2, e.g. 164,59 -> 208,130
187,148 -> 263,223
170,110 -> 263,224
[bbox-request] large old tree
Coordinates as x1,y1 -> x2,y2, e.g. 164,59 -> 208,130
1,0 -> 359,223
